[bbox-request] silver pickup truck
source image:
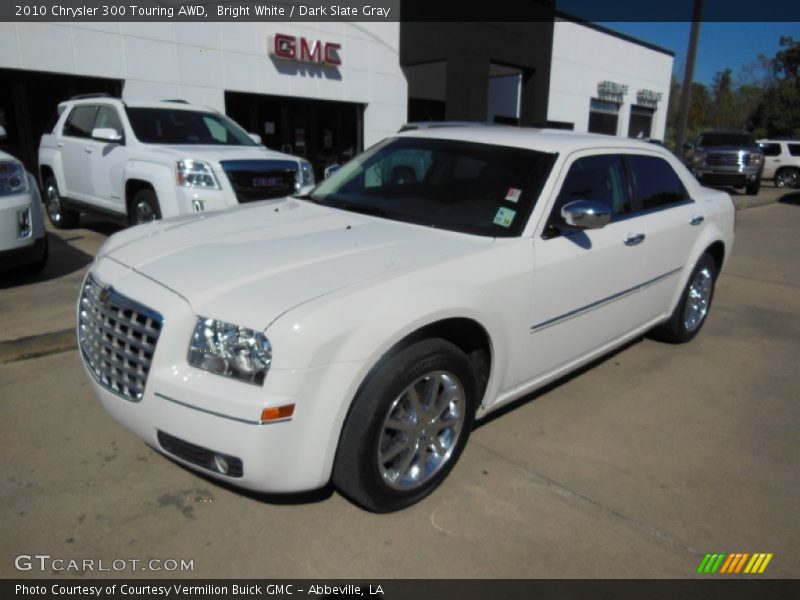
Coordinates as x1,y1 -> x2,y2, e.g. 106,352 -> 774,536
684,130 -> 764,195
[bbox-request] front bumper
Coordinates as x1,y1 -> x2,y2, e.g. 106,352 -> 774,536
79,258 -> 365,493
694,166 -> 762,186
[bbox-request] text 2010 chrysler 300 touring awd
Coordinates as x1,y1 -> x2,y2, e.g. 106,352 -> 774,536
78,128 -> 735,511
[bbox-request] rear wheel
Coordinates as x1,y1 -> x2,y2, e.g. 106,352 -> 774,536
43,176 -> 79,229
775,168 -> 799,189
128,188 -> 162,226
333,339 -> 478,512
651,253 -> 717,344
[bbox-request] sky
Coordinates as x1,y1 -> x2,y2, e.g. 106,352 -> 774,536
598,22 -> 799,86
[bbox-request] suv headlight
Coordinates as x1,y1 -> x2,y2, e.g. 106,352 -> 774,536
188,317 -> 272,386
296,159 -> 314,190
692,151 -> 706,166
176,159 -> 221,189
747,153 -> 764,166
0,160 -> 29,197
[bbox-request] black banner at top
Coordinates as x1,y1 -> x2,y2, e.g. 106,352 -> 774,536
2,0 -> 800,22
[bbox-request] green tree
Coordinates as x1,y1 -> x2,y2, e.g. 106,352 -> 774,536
753,36 -> 800,137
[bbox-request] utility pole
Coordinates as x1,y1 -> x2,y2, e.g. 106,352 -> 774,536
675,0 -> 704,154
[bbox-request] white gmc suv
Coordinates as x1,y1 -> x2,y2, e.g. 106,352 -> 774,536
38,96 -> 314,228
78,128 -> 735,512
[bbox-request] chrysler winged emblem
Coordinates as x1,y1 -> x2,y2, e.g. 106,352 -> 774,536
99,287 -> 111,305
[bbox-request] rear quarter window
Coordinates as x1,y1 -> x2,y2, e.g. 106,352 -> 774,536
627,155 -> 688,210
788,144 -> 800,157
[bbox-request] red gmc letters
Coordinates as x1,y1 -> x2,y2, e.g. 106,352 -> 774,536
270,34 -> 342,66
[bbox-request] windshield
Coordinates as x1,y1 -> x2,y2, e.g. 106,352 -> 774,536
126,108 -> 257,146
698,133 -> 754,147
308,137 -> 556,237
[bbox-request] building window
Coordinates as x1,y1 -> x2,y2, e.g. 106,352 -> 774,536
588,98 -> 619,136
628,105 -> 655,139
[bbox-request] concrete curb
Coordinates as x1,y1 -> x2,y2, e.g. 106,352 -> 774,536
0,328 -> 76,365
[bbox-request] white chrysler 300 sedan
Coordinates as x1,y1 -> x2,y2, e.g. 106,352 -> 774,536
78,128 -> 735,511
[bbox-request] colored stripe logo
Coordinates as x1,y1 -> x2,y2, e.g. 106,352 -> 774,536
697,553 -> 773,574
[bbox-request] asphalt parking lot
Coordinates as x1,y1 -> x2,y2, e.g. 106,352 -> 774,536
1,185 -> 798,579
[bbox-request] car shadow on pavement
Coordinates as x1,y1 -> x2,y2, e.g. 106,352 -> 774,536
0,232 -> 94,290
778,191 -> 800,206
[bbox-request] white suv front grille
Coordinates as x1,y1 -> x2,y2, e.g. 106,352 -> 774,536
78,275 -> 163,401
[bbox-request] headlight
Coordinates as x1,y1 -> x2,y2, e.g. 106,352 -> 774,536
188,317 -> 272,386
176,159 -> 221,189
748,153 -> 764,166
692,152 -> 706,166
0,160 -> 29,197
296,159 -> 314,190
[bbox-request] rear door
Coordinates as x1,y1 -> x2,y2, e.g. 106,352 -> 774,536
625,153 -> 705,317
60,104 -> 99,201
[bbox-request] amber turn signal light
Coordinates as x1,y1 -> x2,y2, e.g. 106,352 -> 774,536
260,404 -> 295,422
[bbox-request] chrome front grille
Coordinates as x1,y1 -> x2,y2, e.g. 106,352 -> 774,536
78,275 -> 163,401
705,152 -> 743,167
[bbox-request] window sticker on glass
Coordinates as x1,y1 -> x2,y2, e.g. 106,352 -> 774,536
505,187 -> 522,203
493,207 -> 516,227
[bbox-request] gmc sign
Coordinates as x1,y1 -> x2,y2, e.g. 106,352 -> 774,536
269,34 -> 342,66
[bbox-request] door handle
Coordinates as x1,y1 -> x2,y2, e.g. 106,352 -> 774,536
84,147 -> 93,154
624,233 -> 645,246
690,215 -> 704,226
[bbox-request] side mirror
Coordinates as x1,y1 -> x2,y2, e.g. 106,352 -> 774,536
248,133 -> 263,145
561,200 -> 611,230
0,124 -> 6,140
324,163 -> 341,179
92,128 -> 123,143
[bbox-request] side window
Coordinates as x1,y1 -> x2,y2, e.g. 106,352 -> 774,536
759,143 -> 782,157
63,105 -> 98,138
788,144 -> 800,157
545,154 -> 630,237
94,106 -> 124,138
627,155 -> 687,211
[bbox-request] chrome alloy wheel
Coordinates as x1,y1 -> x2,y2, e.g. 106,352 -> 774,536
45,184 -> 63,224
775,169 -> 799,189
684,267 -> 713,332
134,200 -> 157,224
377,370 -> 466,491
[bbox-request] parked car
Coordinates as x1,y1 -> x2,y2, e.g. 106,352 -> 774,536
0,125 -> 48,273
78,128 -> 735,511
38,95 -> 314,228
757,139 -> 800,189
684,130 -> 764,195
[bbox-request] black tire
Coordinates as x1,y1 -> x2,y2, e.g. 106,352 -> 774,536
651,253 -> 718,344
333,339 -> 478,512
42,176 -> 79,229
30,235 -> 49,274
745,181 -> 761,195
775,168 -> 800,189
128,188 -> 162,226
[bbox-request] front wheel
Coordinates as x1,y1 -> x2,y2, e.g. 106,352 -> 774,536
651,253 -> 718,344
333,339 -> 478,512
745,181 -> 761,195
128,188 -> 162,226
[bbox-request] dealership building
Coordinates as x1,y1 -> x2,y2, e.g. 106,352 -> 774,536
0,15 -> 672,174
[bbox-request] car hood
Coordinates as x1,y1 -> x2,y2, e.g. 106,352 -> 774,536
102,199 -> 493,329
143,144 -> 301,165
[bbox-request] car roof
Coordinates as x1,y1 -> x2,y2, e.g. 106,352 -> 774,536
59,97 -> 217,112
395,126 -> 669,155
